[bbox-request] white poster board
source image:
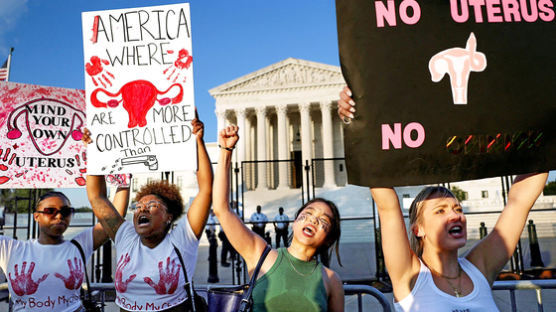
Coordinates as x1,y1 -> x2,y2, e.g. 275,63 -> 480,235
82,3 -> 196,175
0,82 -> 87,188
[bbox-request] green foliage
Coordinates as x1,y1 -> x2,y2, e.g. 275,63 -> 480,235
75,206 -> 92,212
544,180 -> 556,196
450,186 -> 468,202
0,189 -> 54,213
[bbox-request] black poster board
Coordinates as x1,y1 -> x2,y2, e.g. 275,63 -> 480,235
336,0 -> 556,187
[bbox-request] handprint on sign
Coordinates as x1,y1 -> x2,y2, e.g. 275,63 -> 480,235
85,56 -> 116,88
8,262 -> 49,296
115,253 -> 136,293
54,258 -> 84,290
143,257 -> 181,295
163,49 -> 193,83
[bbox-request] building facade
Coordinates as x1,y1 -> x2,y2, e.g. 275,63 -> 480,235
210,58 -> 347,191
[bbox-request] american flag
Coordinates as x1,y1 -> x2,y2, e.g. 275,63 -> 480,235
0,59 -> 8,81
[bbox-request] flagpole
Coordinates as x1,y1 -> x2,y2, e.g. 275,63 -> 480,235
6,47 -> 14,81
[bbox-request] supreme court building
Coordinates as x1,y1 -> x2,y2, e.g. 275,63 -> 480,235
210,57 -> 347,191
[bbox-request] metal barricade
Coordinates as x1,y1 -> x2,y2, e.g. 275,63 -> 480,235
0,282 -> 392,312
492,279 -> 556,312
344,284 -> 393,312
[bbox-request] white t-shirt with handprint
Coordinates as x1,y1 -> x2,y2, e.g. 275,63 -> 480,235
0,229 -> 93,312
114,217 -> 199,311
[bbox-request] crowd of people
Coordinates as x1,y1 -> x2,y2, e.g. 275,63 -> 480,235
0,89 -> 548,312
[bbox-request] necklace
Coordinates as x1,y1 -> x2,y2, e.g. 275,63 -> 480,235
429,263 -> 463,297
286,251 -> 318,277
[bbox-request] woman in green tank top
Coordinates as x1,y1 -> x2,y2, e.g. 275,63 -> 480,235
214,125 -> 345,312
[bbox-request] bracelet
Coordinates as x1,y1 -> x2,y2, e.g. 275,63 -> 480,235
218,144 -> 234,152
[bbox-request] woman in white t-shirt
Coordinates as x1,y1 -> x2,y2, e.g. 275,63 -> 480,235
86,117 -> 212,312
338,86 -> 548,311
0,184 -> 129,312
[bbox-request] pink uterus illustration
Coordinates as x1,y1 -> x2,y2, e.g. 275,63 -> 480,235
428,33 -> 487,105
91,80 -> 183,128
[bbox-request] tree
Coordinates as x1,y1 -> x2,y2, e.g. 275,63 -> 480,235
0,189 -> 54,213
544,180 -> 556,196
450,186 -> 468,202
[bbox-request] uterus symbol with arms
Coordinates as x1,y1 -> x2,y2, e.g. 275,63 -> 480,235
428,33 -> 487,105
90,80 -> 183,128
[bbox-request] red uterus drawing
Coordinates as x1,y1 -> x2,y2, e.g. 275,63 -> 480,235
90,80 -> 183,128
6,99 -> 85,156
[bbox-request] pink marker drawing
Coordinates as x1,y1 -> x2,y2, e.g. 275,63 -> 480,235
428,32 -> 487,105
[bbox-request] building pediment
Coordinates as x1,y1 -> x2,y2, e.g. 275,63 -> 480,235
209,58 -> 344,96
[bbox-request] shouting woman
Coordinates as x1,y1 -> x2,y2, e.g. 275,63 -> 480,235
213,125 -> 344,312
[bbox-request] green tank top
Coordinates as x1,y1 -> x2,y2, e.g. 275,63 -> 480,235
251,248 -> 328,312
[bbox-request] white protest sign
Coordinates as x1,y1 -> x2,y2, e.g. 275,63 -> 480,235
82,3 -> 196,175
0,82 -> 87,188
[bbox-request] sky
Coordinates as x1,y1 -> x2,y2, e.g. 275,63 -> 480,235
0,0 -> 341,207
0,0 -> 553,207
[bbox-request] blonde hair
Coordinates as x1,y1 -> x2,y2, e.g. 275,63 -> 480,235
408,186 -> 457,257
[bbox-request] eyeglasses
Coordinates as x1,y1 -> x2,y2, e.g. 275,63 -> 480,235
297,211 -> 331,232
35,207 -> 75,218
131,200 -> 165,212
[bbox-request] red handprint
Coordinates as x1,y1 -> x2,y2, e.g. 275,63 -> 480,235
143,257 -> 181,295
8,261 -> 48,296
115,253 -> 136,293
163,49 -> 192,83
54,257 -> 84,290
85,56 -> 116,88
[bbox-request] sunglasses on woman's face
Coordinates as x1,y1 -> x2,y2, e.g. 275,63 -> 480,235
35,207 -> 75,218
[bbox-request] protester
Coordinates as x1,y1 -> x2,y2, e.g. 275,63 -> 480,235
214,125 -> 344,312
250,205 -> 268,238
273,207 -> 290,248
338,86 -> 548,311
218,228 -> 233,267
0,187 -> 129,312
86,117 -> 212,311
205,210 -> 218,255
205,209 -> 219,283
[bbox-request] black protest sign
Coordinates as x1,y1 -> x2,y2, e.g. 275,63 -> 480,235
336,0 -> 556,187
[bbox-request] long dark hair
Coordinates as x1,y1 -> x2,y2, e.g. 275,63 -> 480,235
294,197 -> 342,266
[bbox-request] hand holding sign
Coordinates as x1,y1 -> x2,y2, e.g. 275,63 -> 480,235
337,86 -> 355,124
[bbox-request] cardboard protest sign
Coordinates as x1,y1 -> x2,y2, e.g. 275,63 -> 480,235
336,0 -> 556,187
82,3 -> 196,175
0,82 -> 87,188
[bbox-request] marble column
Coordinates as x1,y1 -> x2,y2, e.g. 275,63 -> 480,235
276,104 -> 289,189
299,103 -> 312,190
256,106 -> 267,190
320,101 -> 335,187
215,109 -> 226,133
235,108 -> 247,191
236,108 -> 247,164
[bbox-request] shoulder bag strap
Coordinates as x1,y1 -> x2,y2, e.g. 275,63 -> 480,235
70,239 -> 92,301
239,245 -> 272,312
173,244 -> 197,312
